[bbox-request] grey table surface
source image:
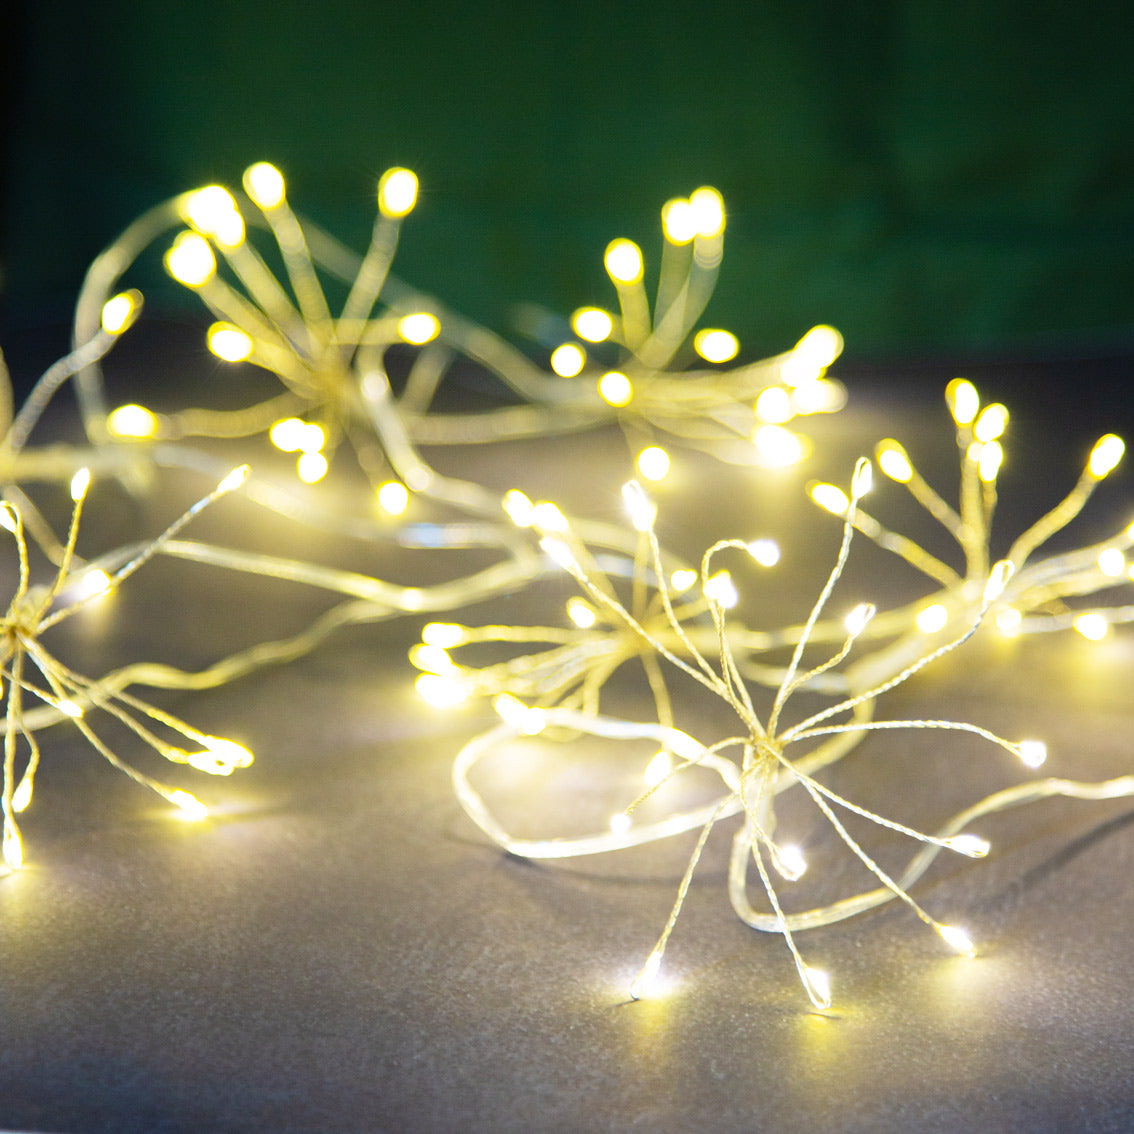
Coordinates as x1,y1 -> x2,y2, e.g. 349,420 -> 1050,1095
0,345 -> 1131,1133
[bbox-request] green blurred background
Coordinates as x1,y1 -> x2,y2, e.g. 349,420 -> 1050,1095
2,0 -> 1133,363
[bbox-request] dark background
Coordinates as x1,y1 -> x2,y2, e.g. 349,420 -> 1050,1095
2,0 -> 1133,372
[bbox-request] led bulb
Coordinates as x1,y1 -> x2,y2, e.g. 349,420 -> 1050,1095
378,168 -> 419,218
703,571 -> 739,609
622,480 -> 656,532
3,824 -> 24,870
610,812 -> 632,836
101,290 -> 142,335
377,481 -> 410,515
946,378 -> 980,426
415,673 -> 468,708
567,598 -> 597,629
107,404 -> 158,439
661,198 -> 696,244
165,232 -> 216,287
572,307 -> 613,342
397,312 -> 440,344
978,441 -> 1003,483
533,501 -> 569,532
810,483 -> 849,516
1073,612 -> 1109,641
70,468 -> 91,501
636,446 -> 670,482
775,843 -> 808,881
604,239 -> 643,284
1097,548 -> 1126,577
270,418 -> 308,452
851,459 -> 873,496
216,465 -> 249,495
937,924 -> 976,957
802,966 -> 831,1010
945,833 -> 990,857
994,607 -> 1022,636
688,186 -> 725,237
296,451 -> 329,483
974,403 -> 1009,443
243,162 -> 286,209
207,323 -> 254,362
598,371 -> 633,407
11,777 -> 32,813
422,622 -> 465,648
550,343 -> 586,377
755,386 -> 793,424
746,538 -> 781,567
168,790 -> 209,821
643,749 -> 672,788
670,568 -> 697,592
753,425 -> 806,466
1016,740 -> 1047,769
629,950 -> 663,1000
693,328 -> 739,364
915,603 -> 948,634
983,560 -> 1015,603
793,325 -> 844,370
502,489 -> 535,527
876,441 -> 913,483
844,602 -> 875,636
1089,435 -> 1125,479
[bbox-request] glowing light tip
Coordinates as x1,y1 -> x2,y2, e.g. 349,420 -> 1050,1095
397,312 -> 439,345
983,560 -> 1015,603
753,425 -> 806,466
415,673 -> 468,708
688,186 -> 725,238
598,371 -> 632,407
915,603 -> 948,634
877,441 -> 913,482
12,778 -> 32,813
493,694 -> 546,735
572,307 -> 613,342
169,791 -> 209,821
974,404 -> 1009,443
703,571 -> 739,609
845,602 -> 875,636
746,538 -> 781,567
693,328 -> 739,364
1089,435 -> 1125,479
422,622 -> 464,648
165,232 -> 216,287
3,826 -> 24,870
107,404 -> 158,439
636,446 -> 670,483
101,291 -> 141,335
670,569 -> 697,593
243,162 -> 286,209
297,452 -> 328,483
776,844 -> 808,881
376,481 -> 410,516
755,387 -> 793,424
643,750 -> 672,788
1016,740 -> 1047,769
661,198 -> 696,244
1073,612 -> 1109,641
630,951 -> 663,1000
937,924 -> 976,957
532,501 -> 569,532
621,478 -> 657,535
946,833 -> 990,858
810,483 -> 848,516
1097,548 -> 1126,577
610,812 -> 632,836
217,465 -> 250,495
69,468 -> 91,501
208,323 -> 254,362
378,168 -> 419,218
604,239 -> 643,284
947,379 -> 980,426
802,966 -> 831,1010
567,599 -> 597,629
550,343 -> 586,377
502,489 -> 535,527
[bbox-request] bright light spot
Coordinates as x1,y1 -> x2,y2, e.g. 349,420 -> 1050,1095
70,468 -> 91,501
755,386 -> 793,424
946,833 -> 990,857
415,672 -> 468,708
296,423 -> 325,453
169,790 -> 209,821
203,736 -> 254,768
164,232 -> 215,287
636,446 -> 670,482
598,371 -> 633,406
670,569 -> 697,592
810,483 -> 849,516
422,622 -> 464,648
502,489 -> 535,527
377,481 -> 410,515
688,186 -> 725,237
378,167 -> 419,218
11,778 -> 32,813
946,379 -> 980,426
983,560 -> 1014,603
533,501 -> 569,531
0,505 -> 14,534
1089,435 -> 1125,479
183,185 -> 236,229
802,966 -> 831,1010
270,417 -> 309,452
411,643 -> 454,675
243,162 -> 286,209
746,538 -> 781,567
572,307 -> 613,342
76,568 -> 112,600
978,440 -> 1004,483
974,403 -> 1009,443
1098,548 -> 1126,577
604,239 -> 643,284
100,291 -> 140,335
776,844 -> 808,881
629,949 -> 662,1000
796,324 -> 843,369
217,465 -> 249,495
937,924 -> 976,957
397,312 -> 440,344
107,404 -> 158,439
610,812 -> 632,837
622,480 -> 657,532
567,598 -> 597,629
1073,612 -> 1109,641
995,607 -> 1022,636
3,825 -> 24,870
643,750 -> 672,789
1017,740 -> 1047,769
844,602 -> 875,636
57,699 -> 83,718
693,328 -> 739,363
703,570 -> 739,609
852,459 -> 873,496
915,603 -> 948,634
493,694 -> 547,735
877,441 -> 913,482
297,451 -> 329,483
540,537 -> 575,569
550,343 -> 586,377
753,425 -> 806,466
207,323 -> 254,362
790,378 -> 846,414
661,197 -> 696,244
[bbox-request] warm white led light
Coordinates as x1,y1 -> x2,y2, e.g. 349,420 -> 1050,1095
378,167 -> 419,218
746,538 -> 781,567
915,603 -> 948,634
636,447 -> 671,482
377,481 -> 410,515
1097,548 -> 1126,577
107,404 -> 158,439
1073,612 -> 1109,641
1016,740 -> 1047,769
243,162 -> 286,209
753,425 -> 806,466
604,239 -> 643,284
296,451 -> 329,483
755,386 -> 793,424
550,343 -> 586,377
397,312 -> 440,345
703,570 -> 739,609
688,186 -> 725,238
207,323 -> 254,362
100,291 -> 141,335
598,371 -> 633,407
164,232 -> 215,287
693,329 -> 739,364
572,307 -> 613,342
